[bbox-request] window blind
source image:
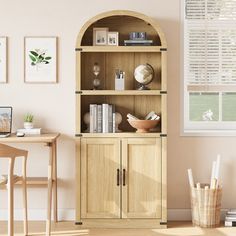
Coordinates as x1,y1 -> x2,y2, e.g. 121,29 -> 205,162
185,0 -> 236,89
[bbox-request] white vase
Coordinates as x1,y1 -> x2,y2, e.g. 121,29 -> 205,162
24,122 -> 33,129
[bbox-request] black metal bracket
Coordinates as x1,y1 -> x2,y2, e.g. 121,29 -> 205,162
75,134 -> 83,137
75,91 -> 83,94
160,91 -> 167,94
75,48 -> 83,51
75,221 -> 83,225
160,134 -> 167,137
160,222 -> 167,225
160,48 -> 167,51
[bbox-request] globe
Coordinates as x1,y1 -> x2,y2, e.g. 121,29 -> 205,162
134,64 -> 154,90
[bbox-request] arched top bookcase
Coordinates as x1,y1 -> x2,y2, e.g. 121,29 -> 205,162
76,10 -> 167,47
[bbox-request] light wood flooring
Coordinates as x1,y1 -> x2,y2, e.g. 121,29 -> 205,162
0,221 -> 236,236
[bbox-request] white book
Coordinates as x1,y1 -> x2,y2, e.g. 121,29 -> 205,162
17,128 -> 41,135
97,105 -> 102,133
102,104 -> 109,133
112,113 -> 116,133
93,104 -> 98,133
89,104 -> 95,133
225,221 -> 236,227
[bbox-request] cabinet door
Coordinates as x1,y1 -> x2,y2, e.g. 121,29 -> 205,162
81,138 -> 121,218
122,138 -> 162,218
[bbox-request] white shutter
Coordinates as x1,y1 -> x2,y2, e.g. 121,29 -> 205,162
184,0 -> 236,90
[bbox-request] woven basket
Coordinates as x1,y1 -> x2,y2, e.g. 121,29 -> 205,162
190,186 -> 222,227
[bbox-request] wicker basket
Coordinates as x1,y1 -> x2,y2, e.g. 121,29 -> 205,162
190,186 -> 222,227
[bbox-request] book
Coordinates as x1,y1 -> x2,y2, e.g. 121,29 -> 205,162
97,105 -> 102,133
108,105 -> 113,133
102,104 -> 109,133
89,104 -> 97,133
17,128 -> 41,135
225,221 -> 236,227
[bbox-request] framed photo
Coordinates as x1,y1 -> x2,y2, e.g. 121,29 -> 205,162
93,28 -> 108,46
24,36 -> 57,83
0,37 -> 7,83
108,32 -> 119,46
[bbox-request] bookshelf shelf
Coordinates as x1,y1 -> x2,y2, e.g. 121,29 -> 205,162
76,90 -> 163,95
76,132 -> 162,138
75,10 -> 167,228
76,46 -> 165,52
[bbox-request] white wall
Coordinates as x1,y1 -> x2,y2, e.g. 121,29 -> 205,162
0,0 -> 235,220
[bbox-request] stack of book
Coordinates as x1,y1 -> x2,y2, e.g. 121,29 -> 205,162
89,104 -> 115,133
225,209 -> 236,226
124,39 -> 153,46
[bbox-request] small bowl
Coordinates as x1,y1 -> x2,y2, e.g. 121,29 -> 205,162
127,119 -> 160,133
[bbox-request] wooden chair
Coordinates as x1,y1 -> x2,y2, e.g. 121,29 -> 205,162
0,143 -> 28,236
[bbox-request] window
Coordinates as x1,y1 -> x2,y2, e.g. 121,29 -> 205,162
182,0 -> 236,134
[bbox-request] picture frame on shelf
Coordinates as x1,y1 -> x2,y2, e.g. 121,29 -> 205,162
0,37 -> 7,83
93,28 -> 108,46
108,32 -> 119,46
24,36 -> 58,83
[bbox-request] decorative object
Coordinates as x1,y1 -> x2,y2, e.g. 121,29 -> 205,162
115,69 -> 125,90
24,37 -> 57,83
92,62 -> 101,89
0,37 -> 7,83
24,113 -> 34,129
127,119 -> 160,133
93,28 -> 108,46
129,32 -> 147,40
108,32 -> 119,46
134,63 -> 154,90
83,112 -> 90,132
115,112 -> 122,132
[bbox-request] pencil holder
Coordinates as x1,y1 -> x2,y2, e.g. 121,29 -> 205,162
190,186 -> 222,228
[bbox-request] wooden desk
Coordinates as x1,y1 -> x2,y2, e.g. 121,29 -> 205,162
0,133 -> 60,236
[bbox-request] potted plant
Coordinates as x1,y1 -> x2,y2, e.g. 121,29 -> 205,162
24,113 -> 34,129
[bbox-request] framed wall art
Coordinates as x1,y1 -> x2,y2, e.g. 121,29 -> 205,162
108,32 -> 119,46
24,36 -> 57,83
93,28 -> 108,46
0,37 -> 7,83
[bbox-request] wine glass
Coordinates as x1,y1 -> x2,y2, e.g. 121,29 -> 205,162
93,62 -> 101,90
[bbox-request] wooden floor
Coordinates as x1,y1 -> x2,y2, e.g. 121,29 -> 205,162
0,221 -> 236,236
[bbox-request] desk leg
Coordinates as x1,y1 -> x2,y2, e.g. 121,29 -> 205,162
52,140 -> 58,222
46,143 -> 53,236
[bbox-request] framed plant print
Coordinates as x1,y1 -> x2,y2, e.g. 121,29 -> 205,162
0,37 -> 7,83
93,28 -> 108,45
24,36 -> 57,83
108,32 -> 119,46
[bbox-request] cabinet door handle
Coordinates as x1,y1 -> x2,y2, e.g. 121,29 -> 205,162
117,169 -> 120,186
123,169 -> 126,186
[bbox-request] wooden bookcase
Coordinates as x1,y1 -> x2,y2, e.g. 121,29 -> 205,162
75,10 -> 167,228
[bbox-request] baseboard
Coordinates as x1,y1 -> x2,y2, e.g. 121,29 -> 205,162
0,209 -> 75,221
0,208 -> 228,221
167,208 -> 228,221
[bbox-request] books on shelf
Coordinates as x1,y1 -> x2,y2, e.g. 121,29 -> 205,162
16,128 -> 41,135
89,103 -> 115,133
124,39 -> 153,46
225,209 -> 236,227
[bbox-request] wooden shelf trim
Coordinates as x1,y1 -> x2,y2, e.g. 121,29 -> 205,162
76,46 -> 165,52
76,132 -> 162,138
76,90 -> 162,95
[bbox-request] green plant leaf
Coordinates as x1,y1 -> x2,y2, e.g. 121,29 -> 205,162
30,51 -> 38,57
29,55 -> 36,62
44,61 -> 49,64
45,57 -> 52,60
31,62 -> 36,66
39,55 -> 44,60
